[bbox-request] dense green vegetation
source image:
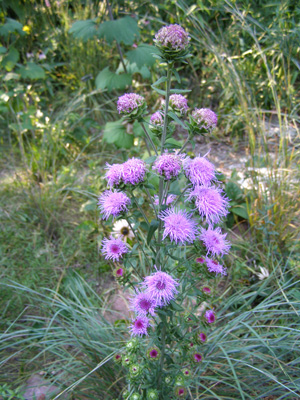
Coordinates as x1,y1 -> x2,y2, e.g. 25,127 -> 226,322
0,1 -> 299,399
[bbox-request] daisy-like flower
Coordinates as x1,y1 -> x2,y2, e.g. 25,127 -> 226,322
152,151 -> 183,180
153,194 -> 177,206
112,219 -> 134,242
206,257 -> 227,276
150,111 -> 164,127
130,315 -> 150,337
183,155 -> 216,186
191,108 -> 217,131
122,158 -> 147,185
205,309 -> 216,324
143,269 -> 179,306
117,93 -> 145,115
186,185 -> 229,224
98,190 -> 130,220
101,236 -> 129,262
154,24 -> 190,51
159,207 -> 198,245
105,162 -> 123,187
200,227 -> 231,256
169,94 -> 188,115
131,291 -> 157,316
256,266 -> 269,280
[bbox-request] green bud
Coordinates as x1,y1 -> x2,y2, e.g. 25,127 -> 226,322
126,337 -> 140,353
131,393 -> 142,400
175,374 -> 185,386
129,364 -> 143,379
146,389 -> 159,400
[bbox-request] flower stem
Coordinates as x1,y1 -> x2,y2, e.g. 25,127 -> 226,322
141,122 -> 158,155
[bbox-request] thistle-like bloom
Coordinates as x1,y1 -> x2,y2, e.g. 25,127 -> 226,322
101,236 -> 129,262
175,387 -> 187,397
150,111 -> 164,126
202,286 -> 212,295
193,353 -> 203,362
117,93 -> 145,114
105,163 -> 123,187
98,189 -> 130,220
131,291 -> 157,316
122,158 -> 147,185
112,219 -> 134,241
130,315 -> 150,337
143,270 -> 179,306
147,346 -> 160,360
115,268 -> 124,277
198,332 -> 207,343
154,24 -> 190,51
159,207 -> 198,245
169,94 -> 188,115
186,185 -> 229,224
153,194 -> 177,206
152,151 -> 182,180
183,155 -> 216,186
205,309 -> 216,324
200,227 -> 231,256
191,108 -> 218,131
206,257 -> 227,276
196,257 -> 205,263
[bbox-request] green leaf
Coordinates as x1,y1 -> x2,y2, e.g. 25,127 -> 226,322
69,19 -> 97,41
145,155 -> 157,164
116,60 -> 151,79
168,111 -> 187,129
147,219 -> 159,245
103,119 -> 134,149
80,200 -> 98,212
95,67 -> 131,91
0,18 -> 25,37
126,44 -> 159,68
151,85 -> 166,96
18,62 -> 45,79
165,138 -> 183,149
1,47 -> 19,71
231,204 -> 248,220
170,301 -> 184,311
0,46 -> 7,54
98,17 -> 139,45
226,181 -> 243,201
153,76 -> 168,86
170,88 -> 191,94
3,72 -> 20,81
132,120 -> 144,137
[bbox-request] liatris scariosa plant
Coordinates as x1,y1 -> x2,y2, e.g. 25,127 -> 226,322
99,24 -> 231,399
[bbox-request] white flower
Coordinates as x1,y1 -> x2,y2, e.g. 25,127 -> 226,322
256,266 -> 269,280
112,219 -> 134,242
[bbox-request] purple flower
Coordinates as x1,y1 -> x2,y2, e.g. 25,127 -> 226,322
205,309 -> 216,324
193,353 -> 203,362
131,291 -> 157,316
202,286 -> 212,294
206,257 -> 227,276
150,111 -> 164,126
122,158 -> 147,185
169,94 -> 188,115
98,189 -> 130,220
101,236 -> 129,261
147,347 -> 160,360
143,270 -> 179,306
152,151 -> 183,180
130,315 -> 150,337
183,155 -> 216,186
175,387 -> 187,397
200,227 -> 231,256
191,108 -> 217,131
117,93 -> 145,114
196,257 -> 205,263
105,163 -> 123,187
153,194 -> 177,206
159,207 -> 198,245
186,185 -> 229,224
199,332 -> 207,343
115,268 -> 124,277
154,24 -> 190,51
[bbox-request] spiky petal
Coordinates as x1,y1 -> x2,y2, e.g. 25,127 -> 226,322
130,315 -> 150,337
200,227 -> 231,256
101,236 -> 129,261
131,291 -> 157,316
143,270 -> 179,306
206,257 -> 227,276
98,189 -> 130,220
183,155 -> 216,186
152,151 -> 183,180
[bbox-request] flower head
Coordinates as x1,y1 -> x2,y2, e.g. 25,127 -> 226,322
159,207 -> 198,245
196,257 -> 205,264
147,346 -> 160,360
193,353 -> 203,362
186,185 -> 229,224
105,163 -> 123,187
202,286 -> 212,295
198,332 -> 207,343
205,309 -> 216,324
175,387 -> 187,397
101,236 -> 129,262
150,111 -> 164,127
152,151 -> 183,180
153,194 -> 177,206
98,190 -> 130,220
169,94 -> 188,115
117,93 -> 145,115
114,354 -> 122,363
206,257 -> 227,276
131,291 -> 157,316
122,158 -> 147,185
200,227 -> 231,256
130,315 -> 150,337
184,155 -> 216,186
143,270 -> 179,306
112,219 -> 134,241
154,24 -> 190,52
256,266 -> 269,280
191,108 -> 217,131
146,389 -> 159,400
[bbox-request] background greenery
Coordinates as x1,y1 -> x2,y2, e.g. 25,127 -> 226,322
0,0 -> 299,399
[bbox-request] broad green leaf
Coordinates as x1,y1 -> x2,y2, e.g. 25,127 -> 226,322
69,19 -> 97,41
103,120 -> 134,149
125,44 -> 159,68
170,88 -> 191,94
147,219 -> 159,245
2,47 -> 19,71
3,72 -> 20,81
97,17 -> 139,45
95,67 -> 131,91
226,181 -> 243,201
80,200 -> 98,212
18,62 -> 45,79
0,46 -> 7,54
116,60 -> 151,79
231,204 -> 248,220
165,138 -> 183,148
151,85 -> 166,96
0,18 -> 25,37
168,111 -> 187,129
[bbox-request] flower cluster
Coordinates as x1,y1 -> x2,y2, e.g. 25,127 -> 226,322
154,24 -> 190,52
117,93 -> 145,115
169,94 -> 188,115
159,208 -> 198,245
152,151 -> 183,180
150,111 -> 164,127
98,189 -> 130,220
191,108 -> 218,131
105,158 -> 147,187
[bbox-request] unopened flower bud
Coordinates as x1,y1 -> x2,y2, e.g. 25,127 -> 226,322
146,389 -> 159,400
